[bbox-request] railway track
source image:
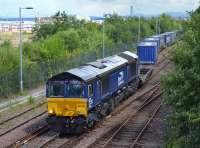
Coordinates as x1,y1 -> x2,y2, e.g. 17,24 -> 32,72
156,48 -> 169,66
7,125 -> 49,148
0,44 -> 171,148
0,111 -> 47,138
18,84 -> 160,148
37,134 -> 59,148
148,60 -> 170,83
4,50 -> 167,148
112,82 -> 160,116
0,101 -> 46,126
3,63 -> 165,148
38,135 -> 82,148
88,87 -> 162,148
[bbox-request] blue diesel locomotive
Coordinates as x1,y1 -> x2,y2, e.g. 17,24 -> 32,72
46,31 -> 177,135
46,51 -> 140,134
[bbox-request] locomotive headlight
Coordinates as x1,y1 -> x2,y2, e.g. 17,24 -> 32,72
48,109 -> 54,114
77,111 -> 83,115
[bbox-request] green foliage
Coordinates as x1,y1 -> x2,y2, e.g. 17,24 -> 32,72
0,11 -> 180,98
159,14 -> 180,33
33,11 -> 85,41
105,15 -> 135,44
23,35 -> 65,62
162,7 -> 200,148
28,96 -> 35,104
56,29 -> 81,52
0,40 -> 19,74
33,23 -> 57,40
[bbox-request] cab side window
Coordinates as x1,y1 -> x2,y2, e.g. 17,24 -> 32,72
88,84 -> 93,97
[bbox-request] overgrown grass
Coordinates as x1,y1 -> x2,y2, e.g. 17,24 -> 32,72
28,96 -> 35,104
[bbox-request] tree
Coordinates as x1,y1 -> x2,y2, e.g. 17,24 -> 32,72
33,11 -> 84,41
162,6 -> 200,147
159,14 -> 180,33
56,29 -> 81,52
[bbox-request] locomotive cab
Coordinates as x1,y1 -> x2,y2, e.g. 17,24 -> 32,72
46,80 -> 88,117
46,72 -> 93,134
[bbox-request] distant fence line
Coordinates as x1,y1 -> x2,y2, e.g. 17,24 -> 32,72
0,43 -> 136,98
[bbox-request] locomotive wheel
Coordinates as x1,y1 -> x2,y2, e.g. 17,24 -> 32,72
59,125 -> 67,137
59,130 -> 66,137
114,96 -> 120,106
75,125 -> 85,135
109,98 -> 115,112
100,102 -> 110,117
70,116 -> 87,135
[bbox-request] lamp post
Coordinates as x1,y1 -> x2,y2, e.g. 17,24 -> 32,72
156,17 -> 159,34
102,14 -> 110,58
19,6 -> 34,93
158,17 -> 161,34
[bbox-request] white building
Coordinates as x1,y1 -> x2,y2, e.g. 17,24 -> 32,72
0,21 -> 35,32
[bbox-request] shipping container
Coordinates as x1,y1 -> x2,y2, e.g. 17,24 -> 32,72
160,33 -> 171,46
144,37 -> 160,51
137,42 -> 158,65
165,31 -> 177,43
151,35 -> 166,48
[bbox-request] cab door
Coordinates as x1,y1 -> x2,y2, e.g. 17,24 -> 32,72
88,80 -> 101,110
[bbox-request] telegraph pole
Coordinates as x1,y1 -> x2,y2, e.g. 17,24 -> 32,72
102,18 -> 105,58
130,6 -> 133,17
156,17 -> 158,34
137,15 -> 141,43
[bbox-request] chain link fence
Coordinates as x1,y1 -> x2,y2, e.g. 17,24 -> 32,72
0,43 -> 136,98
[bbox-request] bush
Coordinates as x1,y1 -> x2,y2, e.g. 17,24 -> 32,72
0,40 -> 19,74
162,7 -> 200,147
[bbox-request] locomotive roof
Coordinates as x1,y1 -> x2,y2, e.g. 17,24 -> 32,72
48,52 -> 138,82
118,51 -> 138,63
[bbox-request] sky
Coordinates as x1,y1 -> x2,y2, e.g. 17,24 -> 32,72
0,0 -> 199,17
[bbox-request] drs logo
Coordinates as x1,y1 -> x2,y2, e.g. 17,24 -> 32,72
118,71 -> 124,86
88,98 -> 93,108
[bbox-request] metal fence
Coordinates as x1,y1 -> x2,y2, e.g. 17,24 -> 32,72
0,43 -> 136,98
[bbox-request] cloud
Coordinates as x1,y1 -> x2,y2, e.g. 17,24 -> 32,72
0,0 -> 199,17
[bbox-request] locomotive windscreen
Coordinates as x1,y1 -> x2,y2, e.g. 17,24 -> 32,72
47,80 -> 84,98
67,83 -> 84,98
48,82 -> 65,97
